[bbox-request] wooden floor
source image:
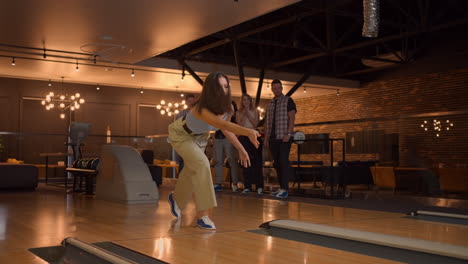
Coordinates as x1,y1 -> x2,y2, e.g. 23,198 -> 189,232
1,183 -> 468,264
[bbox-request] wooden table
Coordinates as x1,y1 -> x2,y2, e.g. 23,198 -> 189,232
39,152 -> 69,184
154,163 -> 179,178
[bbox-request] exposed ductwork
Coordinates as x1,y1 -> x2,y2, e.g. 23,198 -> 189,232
362,0 -> 380,38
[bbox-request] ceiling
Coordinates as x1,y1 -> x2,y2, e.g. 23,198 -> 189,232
1,0 -> 467,99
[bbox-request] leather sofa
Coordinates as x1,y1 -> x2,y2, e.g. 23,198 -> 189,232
0,163 -> 38,190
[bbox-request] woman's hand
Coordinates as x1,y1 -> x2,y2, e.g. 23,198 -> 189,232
238,148 -> 251,168
247,129 -> 261,148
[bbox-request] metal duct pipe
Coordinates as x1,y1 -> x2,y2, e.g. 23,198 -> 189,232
362,0 -> 380,37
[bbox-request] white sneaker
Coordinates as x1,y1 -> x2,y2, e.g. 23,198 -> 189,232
197,215 -> 216,230
232,184 -> 238,192
276,189 -> 288,198
257,188 -> 263,194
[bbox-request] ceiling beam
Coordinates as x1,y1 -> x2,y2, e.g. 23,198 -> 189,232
285,73 -> 311,97
179,59 -> 204,86
213,33 -> 322,52
232,41 -> 247,94
272,17 -> 468,68
184,0 -> 353,57
255,68 -> 265,107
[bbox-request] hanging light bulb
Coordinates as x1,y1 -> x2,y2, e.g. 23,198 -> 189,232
60,95 -> 65,100
48,79 -> 52,86
168,112 -> 173,117
160,110 -> 165,115
180,92 -> 184,97
79,98 -> 85,104
161,100 -> 166,105
41,100 -> 46,105
75,62 -> 79,72
131,69 -> 135,77
75,93 -> 80,98
181,67 -> 185,81
60,113 -> 65,119
156,105 -> 161,109
60,103 -> 65,108
303,87 -> 306,93
336,89 -> 340,96
11,57 -> 15,66
181,100 -> 186,105
140,87 -> 144,94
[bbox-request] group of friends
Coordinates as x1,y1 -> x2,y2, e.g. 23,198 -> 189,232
167,72 -> 296,230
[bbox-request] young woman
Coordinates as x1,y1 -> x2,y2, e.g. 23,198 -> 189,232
237,94 -> 264,194
167,72 -> 260,230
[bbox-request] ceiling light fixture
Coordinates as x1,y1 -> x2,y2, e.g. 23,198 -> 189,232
156,99 -> 187,117
421,119 -> 454,137
181,64 -> 186,81
41,77 -> 85,119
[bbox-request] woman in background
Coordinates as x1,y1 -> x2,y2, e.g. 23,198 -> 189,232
237,94 -> 264,194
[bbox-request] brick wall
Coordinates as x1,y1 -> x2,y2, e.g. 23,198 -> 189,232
293,63 -> 468,168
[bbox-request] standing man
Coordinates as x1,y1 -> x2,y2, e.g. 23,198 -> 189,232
174,94 -> 196,171
264,79 -> 296,198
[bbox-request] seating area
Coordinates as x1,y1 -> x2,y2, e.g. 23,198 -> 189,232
0,163 -> 38,190
371,166 -> 468,197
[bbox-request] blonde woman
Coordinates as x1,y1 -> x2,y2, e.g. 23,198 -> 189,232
237,94 -> 264,194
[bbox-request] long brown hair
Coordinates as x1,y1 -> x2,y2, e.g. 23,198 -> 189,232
195,72 -> 232,115
239,94 -> 254,112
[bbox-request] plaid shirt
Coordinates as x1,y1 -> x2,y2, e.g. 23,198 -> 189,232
266,94 -> 290,140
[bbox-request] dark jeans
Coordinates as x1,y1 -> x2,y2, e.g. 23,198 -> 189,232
239,136 -> 264,190
269,139 -> 292,190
